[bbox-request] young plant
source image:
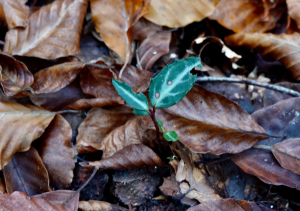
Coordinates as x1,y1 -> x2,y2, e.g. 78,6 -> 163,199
112,57 -> 202,143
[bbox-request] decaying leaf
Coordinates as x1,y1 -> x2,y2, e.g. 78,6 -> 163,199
287,0 -> 300,29
90,0 -> 150,61
38,115 -> 75,190
0,190 -> 79,211
210,0 -> 286,33
0,52 -> 33,96
84,144 -> 164,170
226,32 -> 300,80
0,101 -> 55,169
187,198 -> 273,211
144,0 -> 218,28
76,107 -> 135,154
143,85 -> 269,155
0,177 -> 5,194
3,147 -> 51,195
0,0 -> 29,29
32,62 -> 85,94
4,0 -> 88,59
272,138 -> 300,175
79,201 -> 128,211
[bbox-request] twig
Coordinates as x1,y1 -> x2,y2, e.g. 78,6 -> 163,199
253,145 -> 272,150
57,109 -> 79,114
75,155 -> 89,165
128,204 -> 133,211
196,77 -> 300,97
63,166 -> 99,206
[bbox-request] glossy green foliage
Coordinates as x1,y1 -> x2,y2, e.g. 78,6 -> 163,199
133,109 -> 149,116
163,131 -> 179,142
112,79 -> 149,110
149,57 -> 202,108
156,119 -> 165,133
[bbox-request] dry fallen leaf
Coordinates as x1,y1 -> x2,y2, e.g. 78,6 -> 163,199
0,52 -> 33,96
83,144 -> 164,170
0,101 -> 55,169
210,0 -> 286,33
226,32 -> 300,80
0,0 -> 29,29
90,0 -> 150,62
144,0 -> 218,28
287,0 -> 300,29
4,0 -> 88,59
143,85 -> 269,155
79,200 -> 128,211
37,114 -> 75,190
3,147 -> 51,195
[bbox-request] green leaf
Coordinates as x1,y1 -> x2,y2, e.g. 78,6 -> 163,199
133,109 -> 149,116
112,79 -> 149,110
149,57 -> 202,108
156,119 -> 165,133
163,131 -> 179,142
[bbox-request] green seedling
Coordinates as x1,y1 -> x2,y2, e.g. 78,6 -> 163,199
112,57 -> 202,143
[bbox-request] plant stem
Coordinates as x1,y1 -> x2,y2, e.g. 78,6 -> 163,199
149,107 -> 160,143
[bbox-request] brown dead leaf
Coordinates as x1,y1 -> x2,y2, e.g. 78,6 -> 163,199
210,0 -> 286,33
0,0 -> 29,29
272,138 -> 300,175
0,52 -> 33,96
0,191 -> 77,211
90,0 -> 150,62
79,201 -> 128,211
67,98 -> 123,110
3,147 -> 51,195
75,107 -> 135,154
144,0 -> 218,28
32,62 -> 85,94
187,198 -> 273,211
0,101 -> 55,169
143,85 -> 268,155
4,0 -> 88,59
0,177 -> 5,194
287,0 -> 300,29
38,114 -> 75,190
226,32 -> 300,80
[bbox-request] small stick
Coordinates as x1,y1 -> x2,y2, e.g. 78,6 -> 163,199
63,166 -> 99,206
128,204 -> 133,211
196,77 -> 300,97
57,109 -> 79,114
253,145 -> 272,150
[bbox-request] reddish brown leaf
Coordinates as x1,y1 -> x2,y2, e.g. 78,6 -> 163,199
3,147 -> 51,195
0,0 -> 29,29
84,144 -> 164,170
226,32 -> 300,80
4,0 -> 88,59
132,18 -> 162,40
210,0 -> 286,33
287,0 -> 300,29
272,138 -> 300,175
38,115 -> 75,190
144,0 -> 218,28
143,85 -> 268,155
0,52 -> 33,96
67,98 -> 123,110
79,201 -> 128,211
90,0 -> 150,61
32,62 -> 85,94
0,190 -> 78,211
0,101 -> 55,169
75,107 -> 135,154
187,198 -> 273,211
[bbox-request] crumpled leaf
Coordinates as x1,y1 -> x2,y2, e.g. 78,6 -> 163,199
91,0 -> 150,61
0,101 -> 55,169
0,52 -> 33,96
83,144 -> 164,170
3,147 -> 51,195
75,107 -> 135,154
79,201 -> 128,211
37,114 -> 75,190
210,0 -> 286,33
31,62 -> 85,94
144,0 -> 219,28
4,0 -> 88,59
0,0 -> 29,29
143,85 -> 269,155
287,0 -> 300,29
226,32 -> 300,80
187,198 -> 273,211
